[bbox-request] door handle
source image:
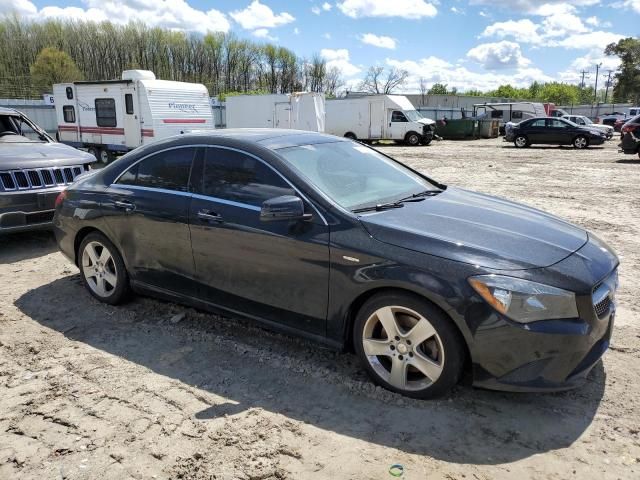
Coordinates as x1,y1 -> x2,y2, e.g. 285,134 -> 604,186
114,200 -> 135,212
197,210 -> 223,223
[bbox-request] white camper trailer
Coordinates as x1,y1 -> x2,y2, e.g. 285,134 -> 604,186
53,70 -> 214,163
225,93 -> 325,132
472,102 -> 547,132
325,95 -> 436,145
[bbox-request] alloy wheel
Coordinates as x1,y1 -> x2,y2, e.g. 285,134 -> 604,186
81,241 -> 118,297
515,136 -> 528,148
362,306 -> 444,391
574,136 -> 588,149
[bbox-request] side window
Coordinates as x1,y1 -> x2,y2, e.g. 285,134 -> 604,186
95,98 -> 117,127
549,119 -> 567,128
63,106 -> 75,123
66,87 -> 73,100
117,148 -> 195,192
125,94 -> 134,115
511,110 -> 523,119
391,111 -> 408,122
197,148 -> 295,207
530,119 -> 546,127
490,110 -> 503,119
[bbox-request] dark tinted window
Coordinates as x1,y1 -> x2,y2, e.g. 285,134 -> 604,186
117,148 -> 195,192
511,110 -> 523,119
63,106 -> 75,123
95,98 -> 116,127
490,110 -> 503,118
391,111 -> 407,122
529,119 -> 546,127
197,148 -> 294,207
66,87 -> 73,100
125,94 -> 134,114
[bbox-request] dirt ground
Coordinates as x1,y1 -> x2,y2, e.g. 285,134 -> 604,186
1,137 -> 639,480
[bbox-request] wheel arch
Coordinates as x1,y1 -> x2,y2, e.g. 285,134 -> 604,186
342,286 -> 471,375
73,226 -> 110,266
404,130 -> 421,144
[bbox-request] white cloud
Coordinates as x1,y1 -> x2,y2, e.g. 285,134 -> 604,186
293,27 -> 300,35
0,0 -> 230,34
585,16 -> 599,26
470,0 -> 599,15
337,0 -> 437,19
467,41 -> 531,70
450,6 -> 465,14
481,19 -> 541,44
230,0 -> 294,30
321,48 -> 361,77
555,31 -> 625,49
252,28 -> 278,41
360,33 -> 397,49
311,6 -> 321,14
322,2 -> 333,11
386,56 -> 553,92
558,49 -> 621,83
323,32 -> 332,39
620,0 -> 640,13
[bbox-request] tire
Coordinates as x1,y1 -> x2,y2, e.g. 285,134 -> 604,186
353,292 -> 465,399
78,232 -> 130,305
514,135 -> 529,148
405,131 -> 421,146
421,137 -> 433,146
98,149 -> 114,164
573,135 -> 589,149
87,146 -> 100,162
344,132 -> 357,140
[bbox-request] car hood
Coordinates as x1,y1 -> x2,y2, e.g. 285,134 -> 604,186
416,117 -> 436,126
0,142 -> 94,170
358,187 -> 588,270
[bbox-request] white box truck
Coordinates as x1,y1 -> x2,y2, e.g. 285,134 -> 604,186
225,92 -> 325,132
325,95 -> 435,146
53,70 -> 214,163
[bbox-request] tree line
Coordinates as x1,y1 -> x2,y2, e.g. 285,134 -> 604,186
0,17 -> 344,99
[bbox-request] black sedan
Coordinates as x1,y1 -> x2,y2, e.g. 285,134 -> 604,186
506,117 -> 607,149
54,130 -> 619,398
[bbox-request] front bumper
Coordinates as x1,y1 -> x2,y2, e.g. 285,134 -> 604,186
466,235 -> 619,392
0,188 -> 62,234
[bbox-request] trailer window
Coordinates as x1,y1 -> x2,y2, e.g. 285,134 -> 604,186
125,94 -> 134,115
95,98 -> 117,127
511,111 -> 523,119
66,87 -> 73,100
63,106 -> 75,123
117,147 -> 196,192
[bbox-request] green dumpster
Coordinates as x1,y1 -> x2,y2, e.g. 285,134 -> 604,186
434,119 -> 479,140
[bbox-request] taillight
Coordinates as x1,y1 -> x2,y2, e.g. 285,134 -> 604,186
55,190 -> 67,208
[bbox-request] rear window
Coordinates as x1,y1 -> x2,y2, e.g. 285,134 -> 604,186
95,98 -> 116,127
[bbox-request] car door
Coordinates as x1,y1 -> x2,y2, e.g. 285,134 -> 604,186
188,146 -> 330,335
103,146 -> 199,296
389,110 -> 408,140
525,119 -> 547,144
548,118 -> 572,144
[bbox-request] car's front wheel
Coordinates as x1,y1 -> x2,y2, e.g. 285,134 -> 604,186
353,292 -> 464,399
78,232 -> 130,305
573,135 -> 589,149
514,135 -> 529,148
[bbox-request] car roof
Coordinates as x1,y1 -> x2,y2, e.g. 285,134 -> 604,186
180,128 -> 349,150
0,107 -> 19,115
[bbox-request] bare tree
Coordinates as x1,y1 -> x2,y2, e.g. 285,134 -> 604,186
323,66 -> 344,97
359,66 -> 408,94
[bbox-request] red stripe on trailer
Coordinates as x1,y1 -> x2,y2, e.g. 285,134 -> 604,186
162,118 -> 207,124
79,127 -> 125,135
141,129 -> 155,137
58,125 -> 79,131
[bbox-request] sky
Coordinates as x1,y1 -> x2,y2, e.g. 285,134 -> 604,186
1,0 -> 638,92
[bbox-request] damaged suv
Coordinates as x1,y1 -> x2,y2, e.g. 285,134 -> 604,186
0,107 -> 94,234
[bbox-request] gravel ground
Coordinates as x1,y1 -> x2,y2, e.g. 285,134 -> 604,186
1,137 -> 639,480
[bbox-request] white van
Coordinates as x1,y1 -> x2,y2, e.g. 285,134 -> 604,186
226,93 -> 325,132
53,70 -> 214,163
325,95 -> 435,146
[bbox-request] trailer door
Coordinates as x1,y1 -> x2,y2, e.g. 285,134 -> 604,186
369,100 -> 384,138
122,87 -> 141,148
275,102 -> 291,128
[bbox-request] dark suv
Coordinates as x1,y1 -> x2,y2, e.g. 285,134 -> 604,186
0,107 -> 94,234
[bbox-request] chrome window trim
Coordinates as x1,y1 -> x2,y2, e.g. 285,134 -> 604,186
112,143 -> 328,225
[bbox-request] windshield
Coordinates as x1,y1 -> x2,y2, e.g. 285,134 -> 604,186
0,114 -> 48,143
404,110 -> 423,122
581,117 -> 593,125
276,141 -> 439,211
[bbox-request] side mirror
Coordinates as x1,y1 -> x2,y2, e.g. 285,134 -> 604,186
260,195 -> 312,222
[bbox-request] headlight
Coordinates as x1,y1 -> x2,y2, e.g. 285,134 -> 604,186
468,275 -> 578,323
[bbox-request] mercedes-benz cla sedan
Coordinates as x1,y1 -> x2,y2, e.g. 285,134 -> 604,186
54,130 -> 619,398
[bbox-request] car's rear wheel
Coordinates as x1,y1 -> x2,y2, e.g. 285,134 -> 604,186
344,132 -> 357,140
514,135 -> 529,148
573,135 -> 588,149
79,232 -> 129,305
353,292 -> 464,399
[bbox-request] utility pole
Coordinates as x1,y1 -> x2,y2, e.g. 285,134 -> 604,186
593,63 -> 602,103
579,69 -> 589,89
603,70 -> 614,104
